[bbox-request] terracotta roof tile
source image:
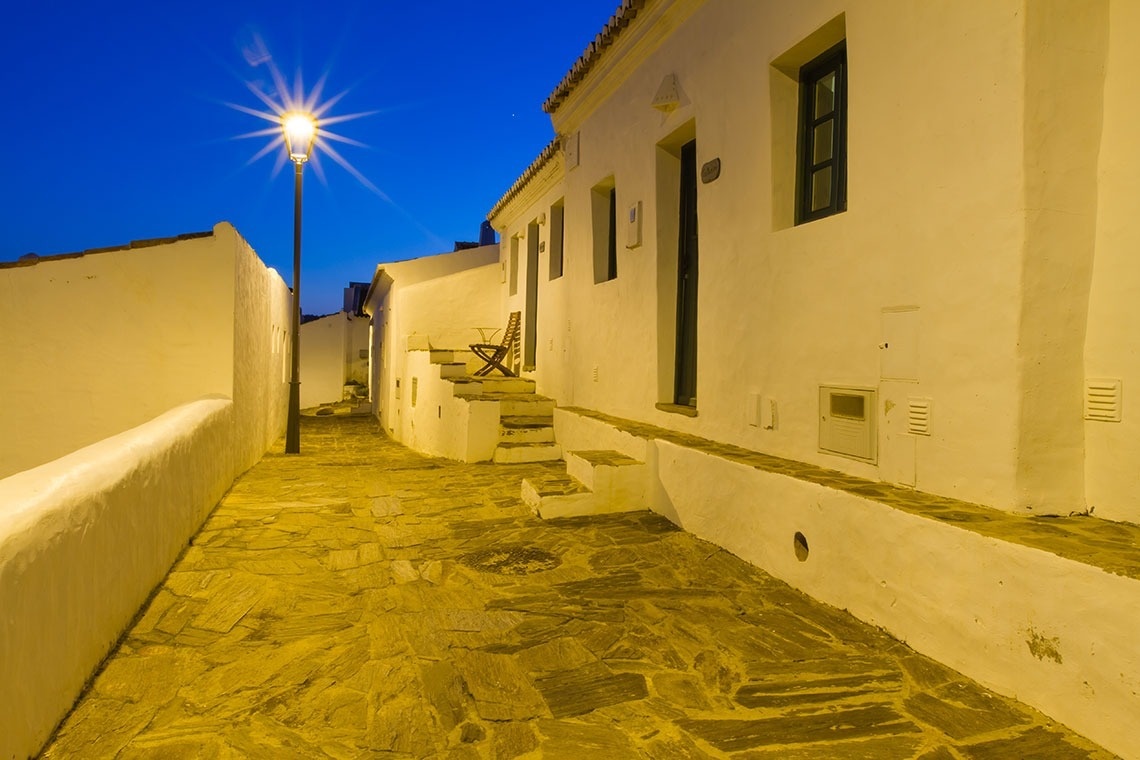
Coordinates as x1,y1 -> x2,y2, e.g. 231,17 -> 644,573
486,137 -> 561,223
543,0 -> 647,115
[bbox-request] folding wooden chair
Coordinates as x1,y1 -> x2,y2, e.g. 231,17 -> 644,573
470,311 -> 521,377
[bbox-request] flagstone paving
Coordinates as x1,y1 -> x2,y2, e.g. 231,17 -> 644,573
41,416 -> 1117,759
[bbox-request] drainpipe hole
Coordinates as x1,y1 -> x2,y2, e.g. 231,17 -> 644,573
793,532 -> 810,562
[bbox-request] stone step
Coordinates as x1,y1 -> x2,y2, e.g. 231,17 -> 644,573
452,377 -> 537,397
520,450 -> 651,518
438,362 -> 468,379
500,424 -> 555,444
499,395 -> 554,417
429,349 -> 459,364
565,450 -> 645,492
493,442 -> 563,464
501,415 -> 555,429
522,473 -> 595,518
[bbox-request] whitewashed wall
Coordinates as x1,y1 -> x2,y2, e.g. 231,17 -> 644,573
364,246 -> 500,440
0,222 -> 290,478
0,233 -> 231,477
1085,0 -> 1140,525
300,313 -> 350,409
0,400 -> 234,760
495,0 -> 1131,521
0,222 -> 290,757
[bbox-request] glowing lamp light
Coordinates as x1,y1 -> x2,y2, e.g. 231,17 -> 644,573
282,112 -> 317,163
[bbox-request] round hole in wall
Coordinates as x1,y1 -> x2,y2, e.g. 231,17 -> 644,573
793,531 -> 810,562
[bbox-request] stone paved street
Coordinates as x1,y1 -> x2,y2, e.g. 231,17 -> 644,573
42,417 -> 1117,758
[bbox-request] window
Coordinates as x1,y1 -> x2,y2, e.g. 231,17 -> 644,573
549,200 -> 564,280
591,179 -> 617,283
796,42 -> 846,224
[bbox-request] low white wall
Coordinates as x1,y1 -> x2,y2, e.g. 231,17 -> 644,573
649,440 -> 1139,760
0,398 -> 235,760
397,350 -> 499,462
552,410 -> 1138,758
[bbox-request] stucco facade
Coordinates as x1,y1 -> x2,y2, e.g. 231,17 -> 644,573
483,2 -> 1140,755
489,0 -> 1138,526
299,311 -> 370,409
0,222 -> 291,478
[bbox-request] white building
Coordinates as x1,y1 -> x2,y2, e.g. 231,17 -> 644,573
299,310 -> 370,410
481,1 -> 1139,757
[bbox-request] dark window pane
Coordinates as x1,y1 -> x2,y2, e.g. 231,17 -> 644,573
811,166 -> 832,211
814,72 -> 836,116
813,120 -> 834,164
831,393 -> 865,419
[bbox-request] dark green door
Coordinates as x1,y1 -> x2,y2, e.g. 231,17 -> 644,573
674,139 -> 699,407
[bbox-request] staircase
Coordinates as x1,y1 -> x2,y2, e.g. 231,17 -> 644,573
522,449 -> 648,518
439,360 -> 562,463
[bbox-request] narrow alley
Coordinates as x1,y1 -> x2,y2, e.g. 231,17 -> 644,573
42,417 -> 1115,759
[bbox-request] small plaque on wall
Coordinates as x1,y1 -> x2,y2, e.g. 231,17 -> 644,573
701,158 -> 721,184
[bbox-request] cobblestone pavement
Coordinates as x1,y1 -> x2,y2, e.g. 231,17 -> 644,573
43,417 -> 1117,759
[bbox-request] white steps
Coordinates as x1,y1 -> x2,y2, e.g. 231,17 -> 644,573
522,449 -> 648,518
433,364 -> 557,463
493,442 -> 563,464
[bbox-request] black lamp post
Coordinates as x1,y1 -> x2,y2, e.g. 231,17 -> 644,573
282,112 -> 317,454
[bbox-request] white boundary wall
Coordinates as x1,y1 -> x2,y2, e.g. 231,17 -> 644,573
0,222 -> 290,757
0,399 -> 235,760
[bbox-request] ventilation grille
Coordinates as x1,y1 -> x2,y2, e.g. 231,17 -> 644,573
907,397 -> 932,436
1085,379 -> 1122,422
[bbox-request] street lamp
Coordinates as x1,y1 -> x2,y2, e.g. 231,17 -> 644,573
283,111 -> 317,454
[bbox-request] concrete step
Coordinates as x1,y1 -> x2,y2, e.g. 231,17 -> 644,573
499,395 -> 555,417
520,450 -> 650,518
500,424 -> 555,444
451,377 -> 536,397
438,362 -> 468,379
429,349 -> 458,364
493,442 -> 563,464
522,473 -> 595,518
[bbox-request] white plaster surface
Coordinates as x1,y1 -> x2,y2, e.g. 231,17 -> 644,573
362,246 -> 500,444
0,222 -> 290,479
0,222 -> 289,758
1085,0 -> 1140,524
0,399 -> 235,760
399,350 -> 499,463
490,0 -> 1140,524
299,312 -> 366,409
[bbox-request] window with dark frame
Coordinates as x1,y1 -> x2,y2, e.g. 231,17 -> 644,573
796,42 -> 847,224
549,201 -> 564,280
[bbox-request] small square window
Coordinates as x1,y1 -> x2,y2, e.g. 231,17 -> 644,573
797,42 -> 846,224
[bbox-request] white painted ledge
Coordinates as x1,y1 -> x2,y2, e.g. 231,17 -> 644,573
0,397 -> 236,760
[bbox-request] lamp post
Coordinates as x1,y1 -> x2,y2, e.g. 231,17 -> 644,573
283,112 -> 317,454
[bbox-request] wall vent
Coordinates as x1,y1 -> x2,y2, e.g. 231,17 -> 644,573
1084,378 -> 1122,422
907,397 -> 932,436
819,386 -> 876,463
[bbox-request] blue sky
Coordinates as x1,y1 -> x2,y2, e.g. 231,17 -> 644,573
0,1 -> 620,314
